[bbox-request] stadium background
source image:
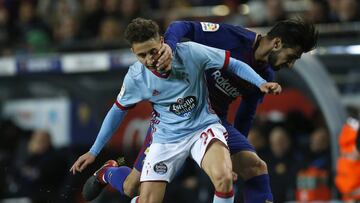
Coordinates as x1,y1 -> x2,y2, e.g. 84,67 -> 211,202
0,0 -> 359,202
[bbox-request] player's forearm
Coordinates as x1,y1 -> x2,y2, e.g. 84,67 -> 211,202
164,21 -> 194,51
228,58 -> 267,88
89,104 -> 127,156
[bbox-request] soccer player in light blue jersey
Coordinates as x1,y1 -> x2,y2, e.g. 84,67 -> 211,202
70,18 -> 281,203
121,19 -> 317,203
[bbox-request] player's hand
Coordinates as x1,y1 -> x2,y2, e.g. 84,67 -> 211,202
260,82 -> 282,95
69,152 -> 96,175
155,43 -> 173,73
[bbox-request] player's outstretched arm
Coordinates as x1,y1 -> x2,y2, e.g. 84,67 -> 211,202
69,104 -> 127,174
227,57 -> 266,88
227,57 -> 282,95
70,151 -> 96,175
164,21 -> 194,51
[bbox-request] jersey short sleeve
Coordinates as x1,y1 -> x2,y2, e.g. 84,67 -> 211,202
115,72 -> 143,110
184,42 -> 230,71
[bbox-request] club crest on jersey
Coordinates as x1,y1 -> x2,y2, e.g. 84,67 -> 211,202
170,96 -> 197,117
201,22 -> 219,32
154,162 -> 168,174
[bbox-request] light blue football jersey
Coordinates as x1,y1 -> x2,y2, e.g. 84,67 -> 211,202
116,42 -> 231,143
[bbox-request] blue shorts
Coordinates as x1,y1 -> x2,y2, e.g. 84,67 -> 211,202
221,120 -> 255,155
133,121 -> 255,171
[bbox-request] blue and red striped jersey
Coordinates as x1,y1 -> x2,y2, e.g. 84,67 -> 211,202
165,21 -> 275,136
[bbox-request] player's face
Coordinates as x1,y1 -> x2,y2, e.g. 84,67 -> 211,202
269,46 -> 302,71
132,36 -> 164,71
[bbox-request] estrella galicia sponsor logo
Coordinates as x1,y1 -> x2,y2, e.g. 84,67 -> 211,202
170,96 -> 197,117
154,162 -> 168,175
211,70 -> 240,98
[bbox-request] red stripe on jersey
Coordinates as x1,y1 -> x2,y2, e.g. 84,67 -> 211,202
222,50 -> 231,70
151,70 -> 170,78
114,100 -> 135,110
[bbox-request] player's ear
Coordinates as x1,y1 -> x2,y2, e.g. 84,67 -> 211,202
272,37 -> 282,51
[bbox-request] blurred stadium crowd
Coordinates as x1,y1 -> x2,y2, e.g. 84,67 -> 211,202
0,0 -> 359,55
0,0 -> 360,203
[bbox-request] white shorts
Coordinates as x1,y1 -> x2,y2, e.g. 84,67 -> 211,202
140,123 -> 229,182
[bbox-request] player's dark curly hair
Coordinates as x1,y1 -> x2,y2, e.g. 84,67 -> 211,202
267,19 -> 319,53
125,18 -> 160,45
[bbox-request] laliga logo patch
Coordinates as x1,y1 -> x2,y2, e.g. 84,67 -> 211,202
169,96 -> 197,117
154,162 -> 168,175
200,22 -> 219,32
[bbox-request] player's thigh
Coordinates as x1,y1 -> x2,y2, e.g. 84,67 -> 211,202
139,181 -> 167,203
222,121 -> 260,173
202,140 -> 233,181
190,123 -> 232,180
222,120 -> 255,155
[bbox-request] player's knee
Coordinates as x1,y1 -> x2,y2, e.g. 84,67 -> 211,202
124,170 -> 141,197
258,159 -> 268,173
123,181 -> 138,198
138,196 -> 154,203
139,197 -> 159,203
212,168 -> 233,192
138,192 -> 162,203
251,158 -> 267,174
242,156 -> 268,179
